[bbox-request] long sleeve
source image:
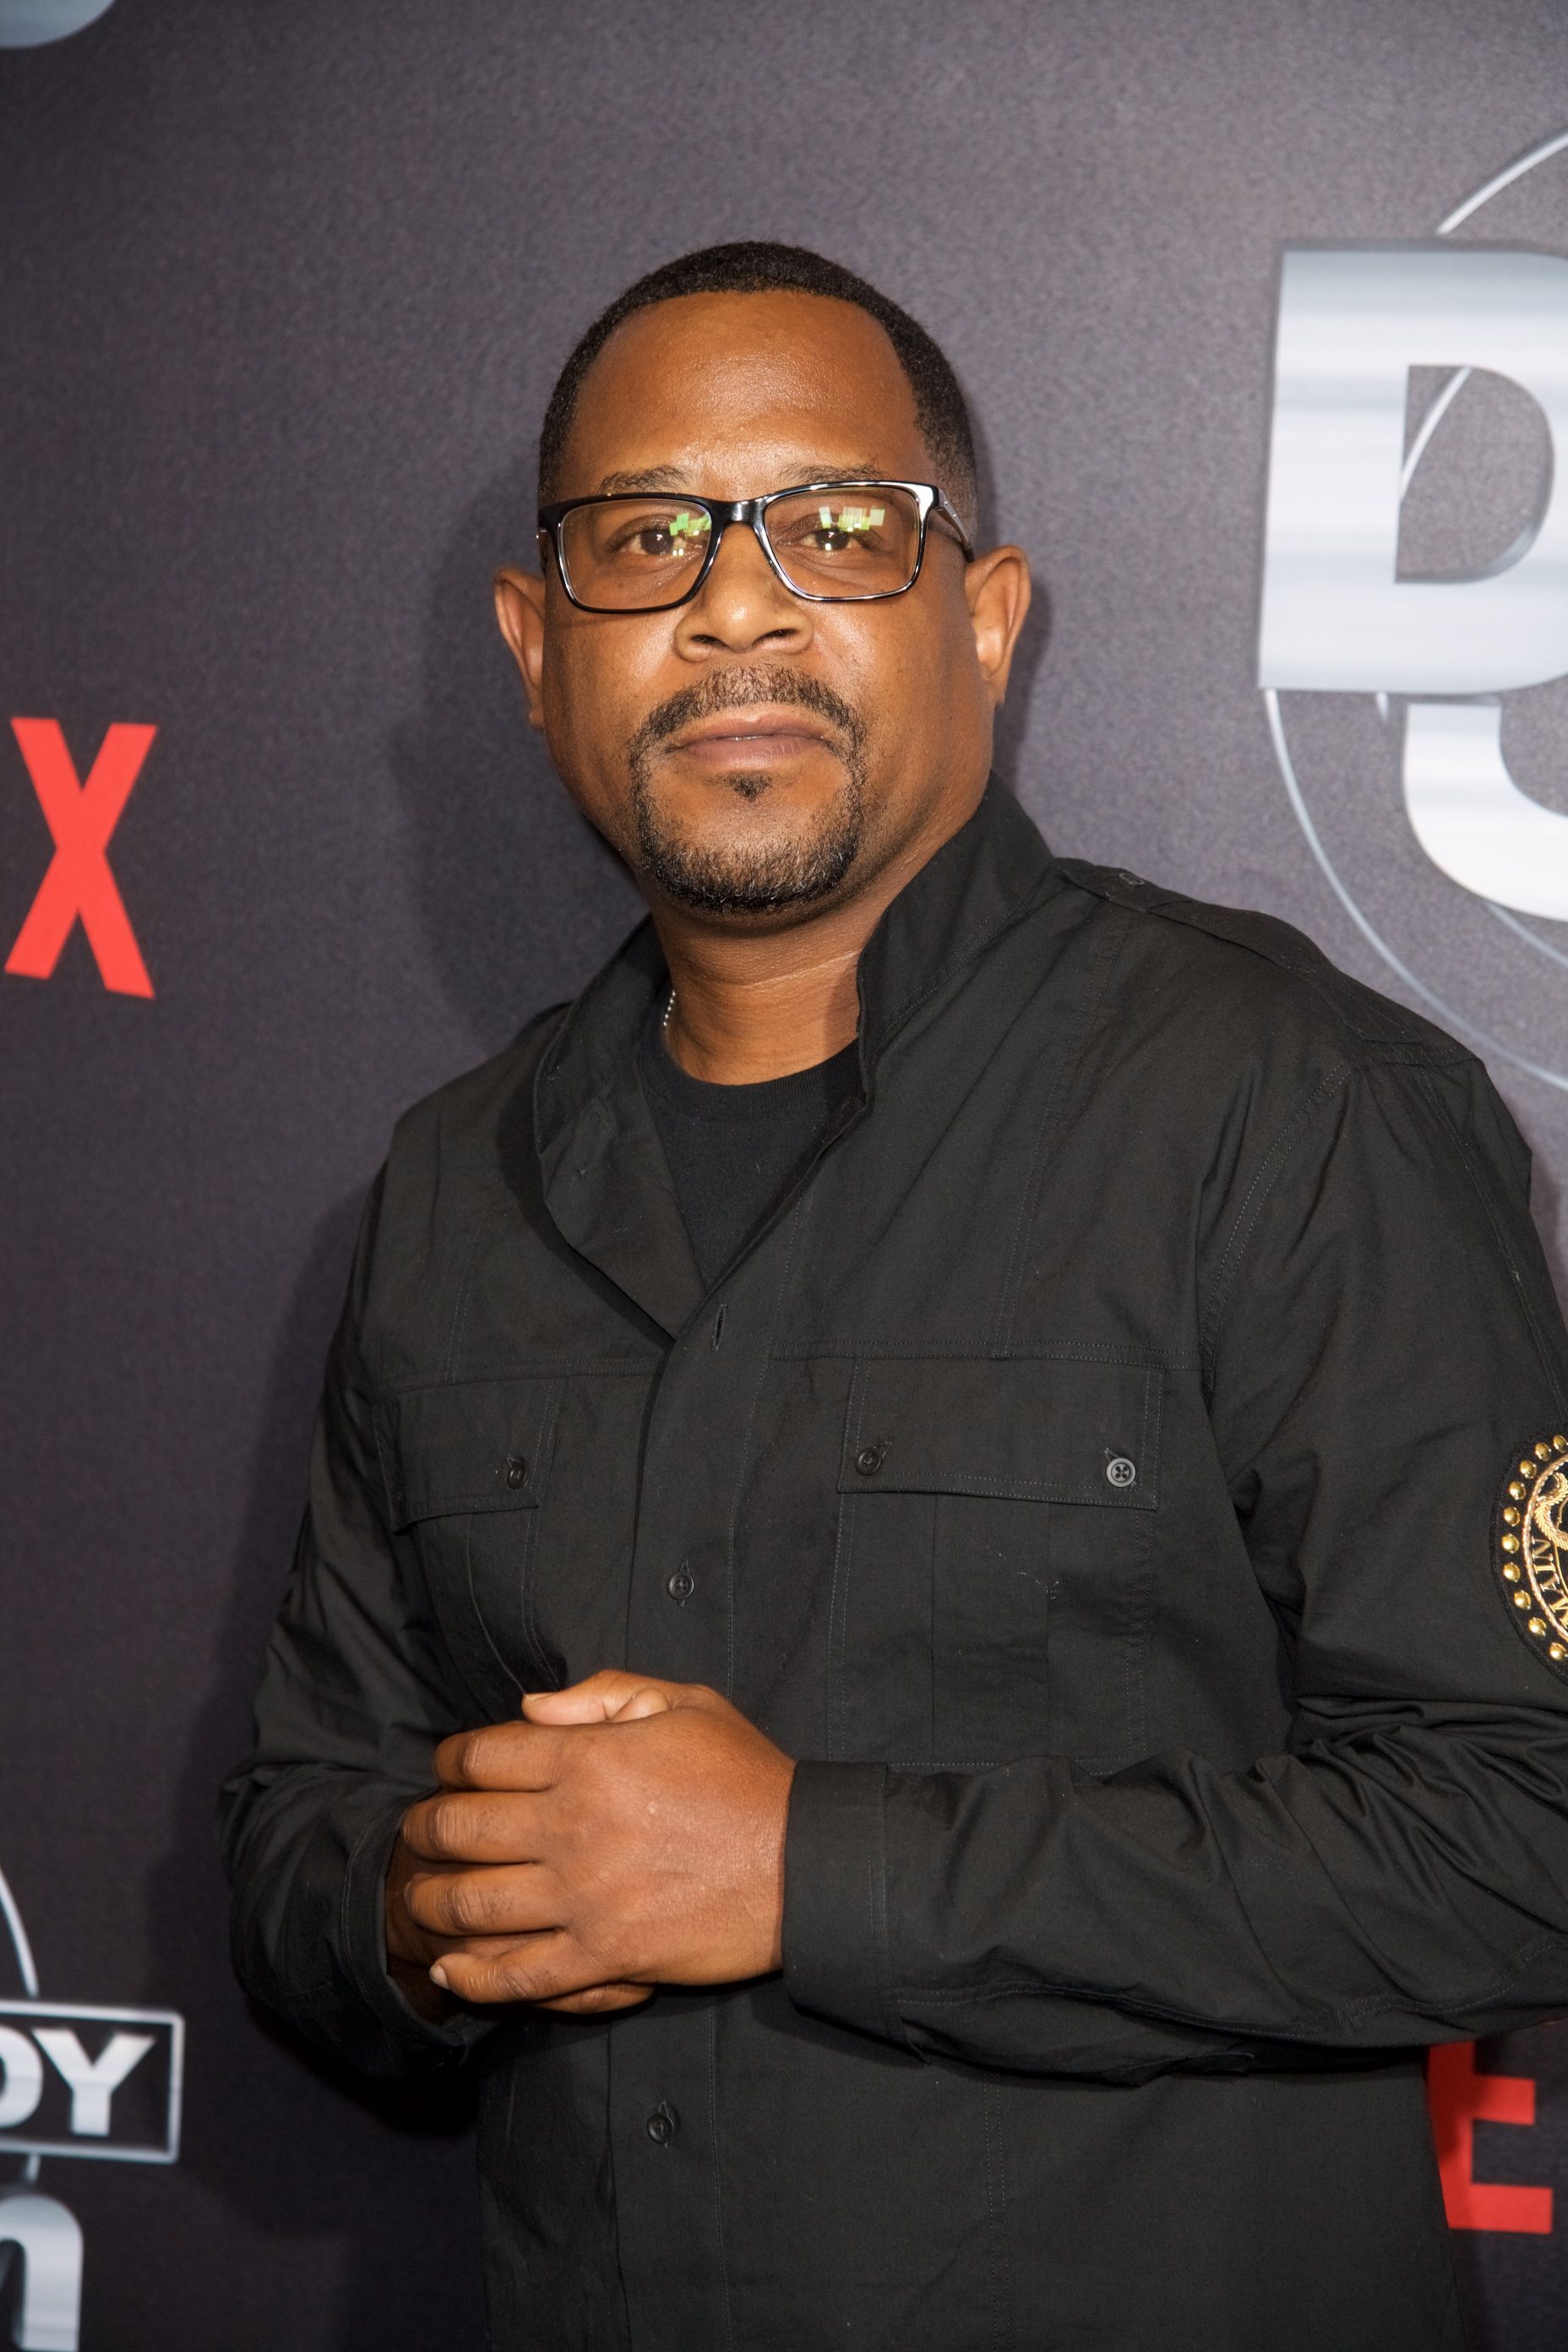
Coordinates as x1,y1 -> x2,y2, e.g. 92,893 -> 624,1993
783,1051 -> 1568,2081
219,1173 -> 492,2080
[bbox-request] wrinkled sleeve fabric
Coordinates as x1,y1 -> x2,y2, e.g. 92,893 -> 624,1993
219,1171 -> 491,2080
784,1049 -> 1568,2080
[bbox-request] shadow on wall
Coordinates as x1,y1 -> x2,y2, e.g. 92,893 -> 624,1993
145,1200 -> 488,2352
137,456 -> 649,2352
1531,1151 -> 1567,1304
972,406 -> 1053,796
389,450 -> 644,1058
139,458 -> 649,2352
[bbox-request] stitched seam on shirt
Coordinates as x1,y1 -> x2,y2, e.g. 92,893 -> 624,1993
368,1401 -> 400,1526
770,1340 -> 1184,1367
1199,1060 -> 1356,1391
869,1775 -> 899,2048
1059,867 -> 1480,1060
992,911 -> 1131,1354
841,1477 -> 1152,1505
707,2004 -> 738,2352
464,1515 -> 521,1699
340,1807 -> 393,2013
874,874 -> 1060,1047
722,1198 -> 809,1701
1129,1378 -> 1162,1750
1411,1064 -> 1566,1404
372,1358 -> 659,1399
890,1924 -> 1568,2029
442,1182 -> 508,1383
825,1364 -> 869,1765
882,1753 -> 1135,1771
520,1379 -> 566,1690
982,2081 -> 1013,2352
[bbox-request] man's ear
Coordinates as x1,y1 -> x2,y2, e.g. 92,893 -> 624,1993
963,544 -> 1033,707
493,563 -> 548,730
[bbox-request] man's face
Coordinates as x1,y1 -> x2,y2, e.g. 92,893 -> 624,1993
498,291 -> 1028,930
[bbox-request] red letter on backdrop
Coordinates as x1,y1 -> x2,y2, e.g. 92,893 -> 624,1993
1428,2042 -> 1554,2233
5,718 -> 156,999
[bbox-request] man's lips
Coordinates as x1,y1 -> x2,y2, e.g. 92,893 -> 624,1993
666,707 -> 838,759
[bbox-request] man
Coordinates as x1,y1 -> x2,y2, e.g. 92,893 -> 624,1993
222,242 -> 1568,2350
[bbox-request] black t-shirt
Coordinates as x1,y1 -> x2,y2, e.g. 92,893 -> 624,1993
638,1004 -> 859,1286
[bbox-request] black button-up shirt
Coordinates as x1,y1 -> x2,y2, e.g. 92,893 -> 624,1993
223,784 -> 1568,2351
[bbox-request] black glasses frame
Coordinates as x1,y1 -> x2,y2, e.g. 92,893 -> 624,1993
536,479 -> 975,613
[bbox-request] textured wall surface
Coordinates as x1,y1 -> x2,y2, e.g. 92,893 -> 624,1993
4,0 -> 1568,2342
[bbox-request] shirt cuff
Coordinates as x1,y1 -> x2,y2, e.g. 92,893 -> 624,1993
338,1790 -> 493,2068
781,1760 -> 906,2049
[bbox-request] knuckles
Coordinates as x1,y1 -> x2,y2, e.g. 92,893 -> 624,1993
435,1725 -> 509,1788
452,1729 -> 496,1785
412,1794 -> 470,1859
438,1877 -> 487,1934
449,1950 -> 544,2004
406,1869 -> 488,1934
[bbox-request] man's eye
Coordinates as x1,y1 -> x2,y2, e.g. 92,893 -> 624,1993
609,512 -> 709,561
799,504 -> 887,554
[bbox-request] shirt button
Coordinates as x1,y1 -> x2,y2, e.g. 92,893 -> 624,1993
1106,1456 -> 1137,1489
505,1455 -> 528,1490
854,1443 -> 887,1478
645,2101 -> 678,2146
667,1565 -> 695,1604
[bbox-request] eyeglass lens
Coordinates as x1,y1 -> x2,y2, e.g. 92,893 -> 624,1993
558,487 -> 924,608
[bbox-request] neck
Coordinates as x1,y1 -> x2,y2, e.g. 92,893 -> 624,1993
653,830 -> 945,1084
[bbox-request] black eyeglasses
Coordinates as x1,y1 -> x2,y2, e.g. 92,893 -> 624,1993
536,479 -> 974,613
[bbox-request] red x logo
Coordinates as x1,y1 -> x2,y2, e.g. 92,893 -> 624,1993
6,718 -> 156,999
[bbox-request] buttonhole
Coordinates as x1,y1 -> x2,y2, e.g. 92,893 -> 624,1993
712,1304 -> 727,1350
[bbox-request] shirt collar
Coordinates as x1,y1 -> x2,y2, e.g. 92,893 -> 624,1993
531,779 -> 1059,1333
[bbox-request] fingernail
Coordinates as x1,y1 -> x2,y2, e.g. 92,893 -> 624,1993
429,1963 -> 449,1990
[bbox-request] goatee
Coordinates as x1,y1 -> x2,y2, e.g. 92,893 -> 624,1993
625,668 -> 869,915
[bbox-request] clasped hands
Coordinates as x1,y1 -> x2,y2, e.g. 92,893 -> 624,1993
385,1672 -> 796,2015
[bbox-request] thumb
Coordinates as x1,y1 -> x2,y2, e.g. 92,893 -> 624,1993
522,1669 -> 681,1725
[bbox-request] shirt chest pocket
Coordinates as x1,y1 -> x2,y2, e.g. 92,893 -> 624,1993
830,1355 -> 1160,1767
374,1376 -> 563,1721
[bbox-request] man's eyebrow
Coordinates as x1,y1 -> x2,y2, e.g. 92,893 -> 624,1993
594,466 -> 689,494
591,460 -> 893,496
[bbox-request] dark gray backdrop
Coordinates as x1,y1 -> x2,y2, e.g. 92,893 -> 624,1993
5,0 -> 1568,2343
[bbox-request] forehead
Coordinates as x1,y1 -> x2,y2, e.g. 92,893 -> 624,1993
555,290 -> 929,498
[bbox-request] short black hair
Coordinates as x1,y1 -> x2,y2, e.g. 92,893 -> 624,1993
537,240 -> 977,526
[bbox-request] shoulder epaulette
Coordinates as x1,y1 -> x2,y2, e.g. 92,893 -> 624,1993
1056,857 -> 1464,1057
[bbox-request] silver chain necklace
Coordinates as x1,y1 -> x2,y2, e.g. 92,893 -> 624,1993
662,988 -> 676,1033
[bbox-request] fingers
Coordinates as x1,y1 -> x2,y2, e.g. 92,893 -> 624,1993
403,1863 -> 558,1941
431,1930 -> 645,2007
433,1677 -> 720,1793
523,1669 -> 682,1725
402,1788 -> 544,1865
433,1719 -> 565,1792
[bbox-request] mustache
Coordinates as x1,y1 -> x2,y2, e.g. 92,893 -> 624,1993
626,667 -> 867,763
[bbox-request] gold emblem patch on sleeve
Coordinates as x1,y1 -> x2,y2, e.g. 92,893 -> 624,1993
1495,1435 -> 1568,1672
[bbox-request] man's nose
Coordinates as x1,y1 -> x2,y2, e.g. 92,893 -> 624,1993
674,519 -> 812,656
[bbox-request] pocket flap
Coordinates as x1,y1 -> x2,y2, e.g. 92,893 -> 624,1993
374,1378 -> 555,1529
838,1355 -> 1160,1508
